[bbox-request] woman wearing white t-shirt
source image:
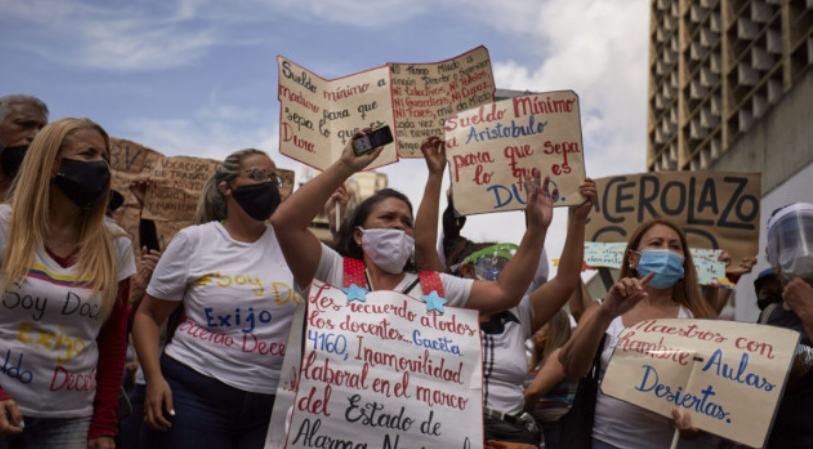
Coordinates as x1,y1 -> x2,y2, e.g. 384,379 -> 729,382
559,219 -> 718,449
0,118 -> 137,449
133,149 -> 297,448
271,132 -> 552,328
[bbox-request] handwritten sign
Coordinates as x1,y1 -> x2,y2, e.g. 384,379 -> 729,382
585,172 -> 761,270
142,156 -> 220,222
445,91 -> 586,215
278,56 -> 397,171
601,319 -> 798,447
390,46 -> 495,157
582,242 -> 728,287
266,279 -> 484,449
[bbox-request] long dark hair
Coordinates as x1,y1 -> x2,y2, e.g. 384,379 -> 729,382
334,188 -> 414,266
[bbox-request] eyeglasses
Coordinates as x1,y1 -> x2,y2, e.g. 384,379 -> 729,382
244,168 -> 284,187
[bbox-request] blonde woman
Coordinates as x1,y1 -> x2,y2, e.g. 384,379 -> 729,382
0,118 -> 136,449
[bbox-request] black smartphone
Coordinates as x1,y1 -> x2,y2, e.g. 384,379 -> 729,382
139,219 -> 161,252
352,124 -> 394,156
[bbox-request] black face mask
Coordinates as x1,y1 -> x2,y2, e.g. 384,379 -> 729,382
0,145 -> 29,179
757,292 -> 783,311
232,181 -> 281,221
54,158 -> 111,209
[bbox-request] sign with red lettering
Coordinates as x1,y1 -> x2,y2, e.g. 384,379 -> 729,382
445,91 -> 586,214
265,279 -> 484,449
601,319 -> 798,448
585,172 -> 761,271
278,56 -> 397,171
390,46 -> 495,157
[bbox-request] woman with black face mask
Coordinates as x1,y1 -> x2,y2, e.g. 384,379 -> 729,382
0,118 -> 137,449
132,149 -> 296,449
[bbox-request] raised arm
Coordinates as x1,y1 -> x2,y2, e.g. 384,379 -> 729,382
528,179 -> 596,332
270,131 -> 385,288
558,272 -> 654,377
465,173 -> 551,315
414,136 -> 446,273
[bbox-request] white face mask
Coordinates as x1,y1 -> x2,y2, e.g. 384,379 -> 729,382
358,227 -> 414,274
779,248 -> 813,283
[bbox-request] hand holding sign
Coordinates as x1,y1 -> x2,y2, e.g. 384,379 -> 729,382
601,272 -> 656,318
420,136 -> 446,176
571,177 -> 597,221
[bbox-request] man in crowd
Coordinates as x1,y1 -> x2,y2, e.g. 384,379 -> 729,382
0,94 -> 49,198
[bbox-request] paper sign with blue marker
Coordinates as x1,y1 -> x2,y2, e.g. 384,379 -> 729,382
444,90 -> 586,215
265,279 -> 484,449
600,318 -> 799,448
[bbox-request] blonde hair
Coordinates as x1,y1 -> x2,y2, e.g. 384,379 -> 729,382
194,148 -> 269,224
529,309 -> 572,370
619,218 -> 715,319
2,118 -> 119,319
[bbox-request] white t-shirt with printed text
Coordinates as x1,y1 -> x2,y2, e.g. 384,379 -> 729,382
147,221 -> 299,394
0,205 -> 136,418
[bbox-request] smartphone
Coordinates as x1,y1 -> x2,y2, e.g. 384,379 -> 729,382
352,124 -> 394,156
139,219 -> 161,252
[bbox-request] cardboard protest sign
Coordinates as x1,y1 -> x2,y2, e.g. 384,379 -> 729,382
390,46 -> 495,157
583,242 -> 729,288
445,91 -> 586,214
142,156 -> 220,222
278,56 -> 397,171
585,172 -> 761,271
266,279 -> 484,449
601,319 -> 798,447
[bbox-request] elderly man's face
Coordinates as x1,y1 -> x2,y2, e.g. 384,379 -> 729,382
0,103 -> 47,147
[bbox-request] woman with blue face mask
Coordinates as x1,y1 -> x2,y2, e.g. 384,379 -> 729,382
558,218 -> 717,449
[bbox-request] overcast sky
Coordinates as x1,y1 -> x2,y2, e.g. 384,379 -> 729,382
0,0 -> 651,276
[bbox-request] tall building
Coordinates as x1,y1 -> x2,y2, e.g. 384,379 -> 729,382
647,0 -> 813,320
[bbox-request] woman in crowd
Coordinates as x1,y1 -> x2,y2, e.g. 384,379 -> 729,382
410,135 -> 594,446
271,131 -> 551,323
523,309 -> 576,449
0,118 -> 136,449
132,149 -> 298,448
558,218 -> 717,448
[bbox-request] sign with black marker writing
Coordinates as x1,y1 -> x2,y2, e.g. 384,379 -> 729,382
601,319 -> 798,448
585,172 -> 761,271
390,46 -> 495,157
445,91 -> 586,214
265,279 -> 484,449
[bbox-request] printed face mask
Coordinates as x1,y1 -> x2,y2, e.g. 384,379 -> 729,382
54,158 -> 111,209
232,181 -> 281,221
0,145 -> 28,179
359,227 -> 414,274
636,249 -> 685,290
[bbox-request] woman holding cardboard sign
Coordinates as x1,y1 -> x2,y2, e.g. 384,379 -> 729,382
558,218 -> 717,449
133,149 -> 297,449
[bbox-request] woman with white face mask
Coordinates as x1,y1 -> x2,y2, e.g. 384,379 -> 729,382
271,131 -> 554,316
558,218 -> 717,449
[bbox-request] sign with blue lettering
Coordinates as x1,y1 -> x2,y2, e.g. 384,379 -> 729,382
584,171 -> 761,272
265,279 -> 484,449
444,91 -> 586,215
600,319 -> 798,448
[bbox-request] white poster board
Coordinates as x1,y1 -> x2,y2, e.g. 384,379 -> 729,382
266,279 -> 484,448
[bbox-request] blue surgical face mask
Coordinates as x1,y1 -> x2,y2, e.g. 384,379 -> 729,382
636,249 -> 685,290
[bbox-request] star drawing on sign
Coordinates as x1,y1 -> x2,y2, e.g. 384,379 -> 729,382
421,290 -> 447,313
342,284 -> 369,303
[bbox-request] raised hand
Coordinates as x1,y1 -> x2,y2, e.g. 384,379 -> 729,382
601,272 -> 656,318
420,136 -> 447,176
338,128 -> 387,173
571,178 -> 597,221
525,173 -> 556,231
